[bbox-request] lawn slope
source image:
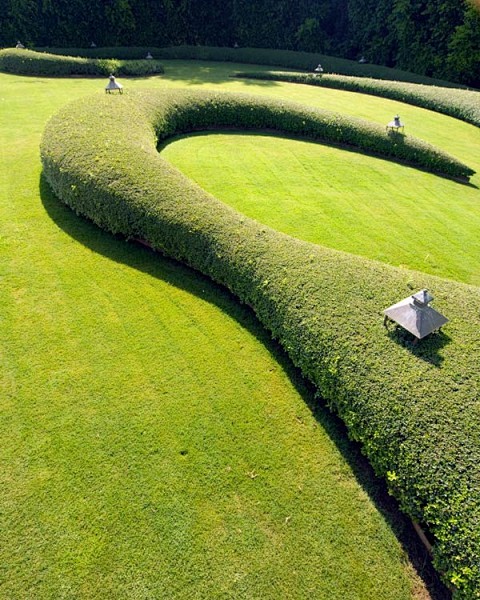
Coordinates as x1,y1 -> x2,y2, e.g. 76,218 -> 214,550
0,70 -> 441,599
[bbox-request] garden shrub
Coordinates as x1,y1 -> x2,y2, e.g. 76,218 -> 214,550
0,48 -> 164,77
151,93 -> 473,180
234,71 -> 480,128
40,89 -> 480,598
40,45 -> 465,88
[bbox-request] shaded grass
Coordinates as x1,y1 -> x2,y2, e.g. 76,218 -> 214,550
0,67 -> 453,598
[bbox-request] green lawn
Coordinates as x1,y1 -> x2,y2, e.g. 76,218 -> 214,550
0,62 -> 455,599
160,73 -> 480,286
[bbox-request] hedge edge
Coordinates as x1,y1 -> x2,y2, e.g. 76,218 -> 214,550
40,89 -> 480,597
0,48 -> 164,77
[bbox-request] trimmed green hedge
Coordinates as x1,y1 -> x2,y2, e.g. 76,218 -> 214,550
0,48 -> 164,77
41,89 -> 480,598
235,71 -> 480,129
150,93 -> 473,180
147,92 -> 472,180
40,45 -> 466,88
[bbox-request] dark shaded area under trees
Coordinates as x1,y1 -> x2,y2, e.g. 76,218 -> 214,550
0,0 -> 478,87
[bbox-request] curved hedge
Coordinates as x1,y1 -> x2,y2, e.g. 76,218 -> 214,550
40,45 -> 466,88
0,48 -> 164,77
235,71 -> 480,129
41,89 -> 480,597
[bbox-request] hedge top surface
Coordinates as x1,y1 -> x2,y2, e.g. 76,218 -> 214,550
0,48 -> 164,77
41,89 -> 480,597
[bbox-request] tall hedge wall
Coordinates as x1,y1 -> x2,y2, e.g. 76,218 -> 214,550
40,89 -> 480,597
234,71 -> 480,129
0,48 -> 164,77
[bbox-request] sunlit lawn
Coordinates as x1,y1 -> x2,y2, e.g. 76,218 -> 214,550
159,63 -> 480,286
162,129 -> 480,285
0,62 -> 458,599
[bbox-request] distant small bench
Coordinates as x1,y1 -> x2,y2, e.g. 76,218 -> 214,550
386,116 -> 405,133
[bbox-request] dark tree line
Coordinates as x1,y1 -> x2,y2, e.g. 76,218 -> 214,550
0,0 -> 478,85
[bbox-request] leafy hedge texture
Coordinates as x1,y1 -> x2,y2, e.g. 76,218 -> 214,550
40,45 -> 465,88
235,71 -> 480,129
40,90 -> 480,598
0,48 -> 164,77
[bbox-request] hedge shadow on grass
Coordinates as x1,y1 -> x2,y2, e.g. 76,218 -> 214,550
159,60 -> 281,88
39,173 -> 451,600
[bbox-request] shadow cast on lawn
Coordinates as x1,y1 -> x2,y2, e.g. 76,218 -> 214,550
40,173 -> 451,600
157,59 -> 282,87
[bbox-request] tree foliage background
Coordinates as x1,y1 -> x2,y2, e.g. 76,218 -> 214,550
0,0 -> 478,85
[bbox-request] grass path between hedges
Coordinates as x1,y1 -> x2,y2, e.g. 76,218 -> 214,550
0,62 -> 454,599
160,66 -> 480,286
162,131 -> 480,285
